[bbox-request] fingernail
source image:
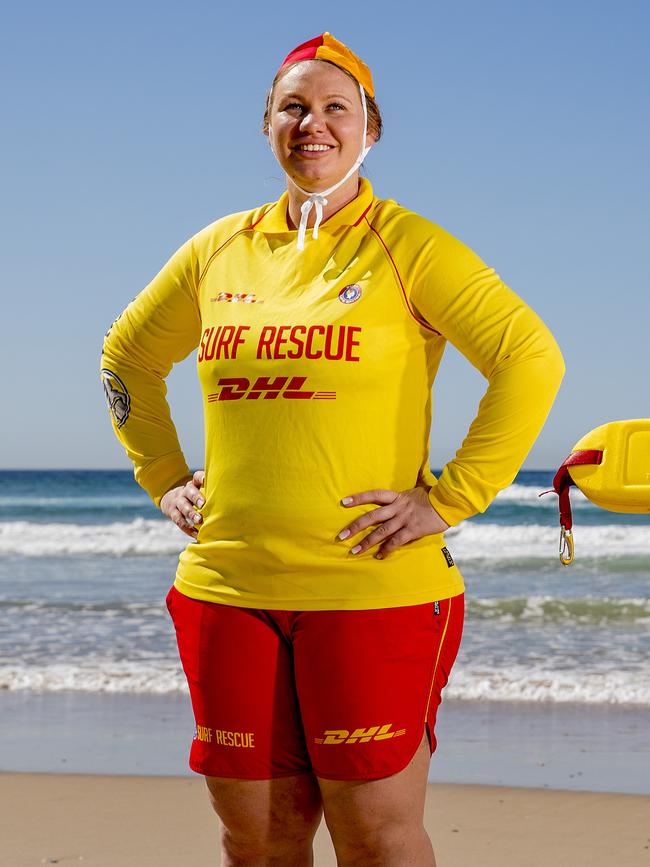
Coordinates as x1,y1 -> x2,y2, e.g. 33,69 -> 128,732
193,513 -> 202,523
350,544 -> 362,555
375,553 -> 383,560
338,529 -> 350,540
197,498 -> 205,508
341,496 -> 353,505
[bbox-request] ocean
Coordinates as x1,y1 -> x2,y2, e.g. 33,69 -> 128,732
1,468 -> 648,708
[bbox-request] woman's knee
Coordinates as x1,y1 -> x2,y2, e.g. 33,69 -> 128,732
328,819 -> 432,866
205,773 -> 323,862
318,732 -> 433,864
220,825 -> 316,864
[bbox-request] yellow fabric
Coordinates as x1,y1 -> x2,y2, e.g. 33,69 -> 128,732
101,178 -> 564,610
317,33 -> 375,98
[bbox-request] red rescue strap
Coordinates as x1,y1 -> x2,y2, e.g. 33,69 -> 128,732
550,449 -> 604,531
540,449 -> 603,565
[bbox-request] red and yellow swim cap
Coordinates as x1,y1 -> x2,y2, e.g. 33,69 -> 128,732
279,32 -> 374,99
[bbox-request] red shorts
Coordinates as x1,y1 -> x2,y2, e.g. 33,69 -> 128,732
166,585 -> 464,781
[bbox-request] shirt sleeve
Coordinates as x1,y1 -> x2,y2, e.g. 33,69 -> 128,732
407,222 -> 565,526
100,237 -> 202,506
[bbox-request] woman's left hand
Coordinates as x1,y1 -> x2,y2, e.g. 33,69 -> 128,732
337,486 -> 450,559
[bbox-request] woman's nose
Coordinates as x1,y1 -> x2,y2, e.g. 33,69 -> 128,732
299,110 -> 326,132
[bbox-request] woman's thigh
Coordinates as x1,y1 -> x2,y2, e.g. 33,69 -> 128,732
205,772 -> 323,856
317,730 -> 431,847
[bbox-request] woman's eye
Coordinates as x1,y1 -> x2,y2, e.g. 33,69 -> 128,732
281,102 -> 345,113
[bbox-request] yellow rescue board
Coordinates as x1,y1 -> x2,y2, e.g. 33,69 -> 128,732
569,419 -> 650,513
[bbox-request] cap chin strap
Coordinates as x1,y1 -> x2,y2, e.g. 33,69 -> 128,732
269,82 -> 372,251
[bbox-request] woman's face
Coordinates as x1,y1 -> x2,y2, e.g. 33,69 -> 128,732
269,60 -> 374,192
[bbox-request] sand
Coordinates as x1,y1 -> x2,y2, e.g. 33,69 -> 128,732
2,773 -> 648,867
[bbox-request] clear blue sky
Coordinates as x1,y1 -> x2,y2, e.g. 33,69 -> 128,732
1,0 -> 648,470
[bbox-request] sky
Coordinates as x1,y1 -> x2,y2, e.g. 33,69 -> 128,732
1,0 -> 648,471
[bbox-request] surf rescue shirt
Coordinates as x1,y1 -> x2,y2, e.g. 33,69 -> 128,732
101,179 -> 564,610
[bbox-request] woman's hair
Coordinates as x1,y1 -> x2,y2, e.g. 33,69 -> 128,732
262,59 -> 383,142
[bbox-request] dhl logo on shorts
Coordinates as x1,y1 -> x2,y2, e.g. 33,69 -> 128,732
314,724 -> 406,745
207,376 -> 336,401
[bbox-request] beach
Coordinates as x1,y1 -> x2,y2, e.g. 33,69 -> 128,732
3,773 -> 649,867
1,692 -> 649,866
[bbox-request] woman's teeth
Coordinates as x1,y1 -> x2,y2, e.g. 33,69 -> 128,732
296,144 -> 333,151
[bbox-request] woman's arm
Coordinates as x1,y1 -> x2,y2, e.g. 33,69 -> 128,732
408,222 -> 565,525
101,237 -> 202,506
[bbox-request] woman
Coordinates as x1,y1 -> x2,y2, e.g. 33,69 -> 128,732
101,33 -> 564,867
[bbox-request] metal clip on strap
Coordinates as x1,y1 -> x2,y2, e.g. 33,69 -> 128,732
541,449 -> 603,566
559,527 -> 574,566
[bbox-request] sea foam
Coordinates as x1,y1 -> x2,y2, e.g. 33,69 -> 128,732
2,660 -> 648,705
1,518 -> 649,560
0,518 -> 185,556
495,484 -> 589,506
447,665 -> 650,705
447,522 -> 650,560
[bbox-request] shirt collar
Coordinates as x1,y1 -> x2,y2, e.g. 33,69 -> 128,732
252,177 -> 374,235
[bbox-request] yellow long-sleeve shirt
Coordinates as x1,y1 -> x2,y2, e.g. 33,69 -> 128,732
101,178 -> 564,610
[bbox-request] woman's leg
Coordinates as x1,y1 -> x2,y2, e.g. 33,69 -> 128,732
292,594 -> 465,866
166,587 -> 322,864
205,772 -> 323,867
317,731 -> 434,866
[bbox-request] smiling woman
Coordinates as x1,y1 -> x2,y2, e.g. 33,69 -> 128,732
264,42 -> 378,250
101,30 -> 564,867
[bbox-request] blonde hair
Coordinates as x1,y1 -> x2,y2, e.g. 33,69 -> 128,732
262,59 -> 383,142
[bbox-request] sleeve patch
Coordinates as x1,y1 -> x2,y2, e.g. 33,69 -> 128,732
101,369 -> 131,428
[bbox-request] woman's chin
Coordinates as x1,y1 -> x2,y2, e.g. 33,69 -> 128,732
287,167 -> 330,190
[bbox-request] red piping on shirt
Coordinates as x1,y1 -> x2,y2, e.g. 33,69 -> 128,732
197,205 -> 278,289
364,218 -> 441,336
250,204 -> 276,229
353,202 -> 373,227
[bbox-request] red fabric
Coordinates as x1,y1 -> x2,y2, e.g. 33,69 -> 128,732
166,585 -> 464,781
280,34 -> 324,69
551,449 -> 603,530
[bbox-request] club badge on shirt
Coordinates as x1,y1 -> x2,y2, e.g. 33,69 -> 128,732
339,284 -> 362,304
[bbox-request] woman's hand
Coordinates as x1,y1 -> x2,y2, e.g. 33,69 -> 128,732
337,486 -> 450,559
160,470 -> 205,539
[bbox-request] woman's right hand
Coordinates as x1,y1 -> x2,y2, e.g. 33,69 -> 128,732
160,470 -> 205,539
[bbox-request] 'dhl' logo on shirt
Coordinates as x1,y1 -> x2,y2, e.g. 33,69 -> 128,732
210,292 -> 263,303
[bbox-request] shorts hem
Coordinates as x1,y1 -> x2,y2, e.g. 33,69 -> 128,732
313,725 -> 432,782
190,763 -> 313,780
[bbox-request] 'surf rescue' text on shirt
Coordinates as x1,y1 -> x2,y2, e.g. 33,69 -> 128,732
196,323 -> 361,363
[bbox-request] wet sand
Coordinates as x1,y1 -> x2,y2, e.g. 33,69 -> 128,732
2,691 -> 649,794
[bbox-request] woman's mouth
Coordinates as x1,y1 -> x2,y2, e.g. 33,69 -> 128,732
292,143 -> 335,156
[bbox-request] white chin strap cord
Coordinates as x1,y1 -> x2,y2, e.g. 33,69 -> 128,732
269,82 -> 372,252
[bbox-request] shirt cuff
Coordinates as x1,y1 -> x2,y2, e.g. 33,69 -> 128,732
427,483 -> 475,527
135,453 -> 193,507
